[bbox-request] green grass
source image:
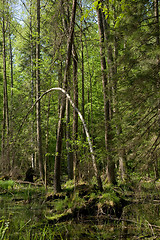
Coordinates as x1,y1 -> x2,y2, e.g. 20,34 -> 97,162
0,219 -> 9,240
0,180 -> 14,190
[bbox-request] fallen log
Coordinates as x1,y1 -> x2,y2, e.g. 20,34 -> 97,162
14,180 -> 42,186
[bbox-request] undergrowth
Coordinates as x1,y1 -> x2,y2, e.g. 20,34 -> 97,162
0,219 -> 9,240
0,180 -> 14,190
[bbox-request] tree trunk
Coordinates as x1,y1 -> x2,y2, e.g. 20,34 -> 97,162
45,95 -> 51,188
154,0 -> 160,113
66,96 -> 73,180
1,1 -> 10,172
54,0 -> 77,193
30,0 -> 36,169
9,23 -> 14,170
80,15 -> 86,142
66,69 -> 73,180
154,0 -> 160,177
72,44 -> 79,183
9,24 -> 13,105
96,2 -> 116,184
36,0 -> 44,180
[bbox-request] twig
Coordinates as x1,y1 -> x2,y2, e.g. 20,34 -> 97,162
145,219 -> 155,236
100,214 -> 160,232
19,219 -> 31,232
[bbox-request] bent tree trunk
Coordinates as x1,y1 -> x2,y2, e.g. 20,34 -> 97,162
51,88 -> 102,191
19,87 -> 103,192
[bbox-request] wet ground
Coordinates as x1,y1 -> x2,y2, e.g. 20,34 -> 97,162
1,183 -> 160,239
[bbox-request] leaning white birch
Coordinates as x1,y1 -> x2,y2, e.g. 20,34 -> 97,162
18,87 -> 103,190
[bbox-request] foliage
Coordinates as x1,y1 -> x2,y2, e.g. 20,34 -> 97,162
0,180 -> 14,190
52,192 -> 86,214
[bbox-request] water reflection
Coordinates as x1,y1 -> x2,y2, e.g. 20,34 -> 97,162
1,193 -> 160,239
120,203 -> 160,239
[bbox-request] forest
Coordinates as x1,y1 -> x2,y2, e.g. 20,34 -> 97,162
0,0 -> 159,191
0,0 -> 160,239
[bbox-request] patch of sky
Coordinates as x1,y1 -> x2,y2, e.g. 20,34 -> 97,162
11,0 -> 27,26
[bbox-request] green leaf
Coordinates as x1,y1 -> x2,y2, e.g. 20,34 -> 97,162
93,1 -> 99,9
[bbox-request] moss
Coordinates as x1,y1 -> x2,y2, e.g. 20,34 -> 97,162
62,179 -> 75,193
50,192 -> 86,215
53,196 -> 69,212
46,209 -> 73,222
100,192 -> 120,205
45,183 -> 126,222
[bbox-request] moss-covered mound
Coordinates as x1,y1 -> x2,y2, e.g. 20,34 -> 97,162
45,181 -> 128,223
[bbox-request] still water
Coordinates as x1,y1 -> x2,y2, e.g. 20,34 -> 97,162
1,191 -> 160,239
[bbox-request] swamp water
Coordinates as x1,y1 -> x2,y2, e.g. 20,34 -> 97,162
1,190 -> 160,239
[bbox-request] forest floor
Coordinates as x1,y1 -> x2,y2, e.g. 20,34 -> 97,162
44,177 -> 160,223
1,175 -> 159,223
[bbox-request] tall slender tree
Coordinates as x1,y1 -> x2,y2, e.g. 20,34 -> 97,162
153,0 -> 160,178
1,0 -> 10,172
72,44 -> 79,182
96,1 -> 116,184
36,0 -> 44,180
30,0 -> 36,169
80,4 -> 86,142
